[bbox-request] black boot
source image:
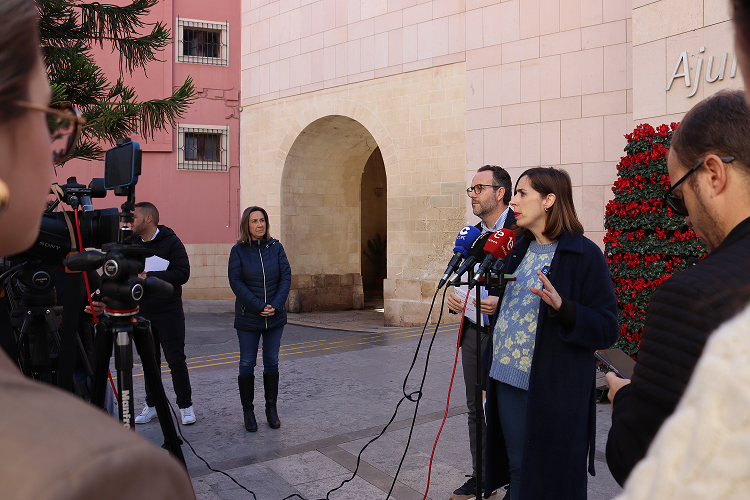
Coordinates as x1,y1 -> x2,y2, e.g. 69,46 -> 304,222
238,375 -> 257,432
263,372 -> 281,429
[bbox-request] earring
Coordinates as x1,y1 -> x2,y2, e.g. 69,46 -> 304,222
0,178 -> 9,218
544,206 -> 548,213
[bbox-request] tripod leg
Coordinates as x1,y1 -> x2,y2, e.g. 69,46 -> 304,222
90,320 -> 114,409
133,318 -> 186,467
114,325 -> 136,429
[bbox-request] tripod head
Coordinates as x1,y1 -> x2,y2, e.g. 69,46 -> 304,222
65,244 -> 173,314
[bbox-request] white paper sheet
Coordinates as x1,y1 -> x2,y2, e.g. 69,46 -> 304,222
453,282 -> 490,327
144,255 -> 169,272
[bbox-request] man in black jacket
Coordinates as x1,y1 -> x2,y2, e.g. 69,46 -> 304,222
446,165 -> 514,500
606,90 -> 750,486
129,202 -> 196,425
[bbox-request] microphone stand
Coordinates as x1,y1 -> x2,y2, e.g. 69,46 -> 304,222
473,277 -> 484,500
470,261 -> 507,500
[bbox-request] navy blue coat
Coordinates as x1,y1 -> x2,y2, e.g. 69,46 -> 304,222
228,238 -> 291,331
482,231 -> 618,499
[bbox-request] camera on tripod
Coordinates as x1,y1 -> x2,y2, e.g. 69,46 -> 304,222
1,138 -> 141,388
1,138 -> 186,462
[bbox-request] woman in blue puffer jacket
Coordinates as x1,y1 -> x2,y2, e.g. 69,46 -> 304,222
228,206 -> 291,432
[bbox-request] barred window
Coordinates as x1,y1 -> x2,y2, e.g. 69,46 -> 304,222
176,18 -> 228,66
178,125 -> 228,171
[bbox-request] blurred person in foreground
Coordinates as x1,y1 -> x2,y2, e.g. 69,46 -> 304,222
604,88 -> 750,486
606,3 -> 750,498
0,1 -> 195,498
483,167 -> 618,500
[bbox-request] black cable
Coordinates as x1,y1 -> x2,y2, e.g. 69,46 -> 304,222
322,286 -> 450,500
165,401 -> 261,500
156,288 -> 451,500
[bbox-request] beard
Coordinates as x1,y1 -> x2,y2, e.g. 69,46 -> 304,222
132,220 -> 148,237
473,197 -> 497,219
690,182 -> 724,251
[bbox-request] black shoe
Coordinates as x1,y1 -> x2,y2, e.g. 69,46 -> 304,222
452,476 -> 478,498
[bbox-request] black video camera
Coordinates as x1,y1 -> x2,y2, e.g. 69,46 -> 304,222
0,139 -> 142,388
16,139 -> 141,263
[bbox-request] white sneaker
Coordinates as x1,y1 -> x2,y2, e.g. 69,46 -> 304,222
180,406 -> 196,425
135,405 -> 157,424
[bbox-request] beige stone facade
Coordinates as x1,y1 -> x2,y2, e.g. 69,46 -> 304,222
240,0 -> 745,325
633,0 -> 740,124
183,244 -> 235,300
241,64 -> 467,324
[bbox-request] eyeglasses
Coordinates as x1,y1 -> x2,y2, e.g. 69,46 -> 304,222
663,156 -> 734,216
13,101 -> 86,164
467,184 -> 500,195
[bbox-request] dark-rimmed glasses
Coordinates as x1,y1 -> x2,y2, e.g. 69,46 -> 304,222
664,156 -> 734,216
13,101 -> 86,164
467,184 -> 499,195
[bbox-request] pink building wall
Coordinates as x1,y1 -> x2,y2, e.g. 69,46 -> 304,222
59,0 -> 241,299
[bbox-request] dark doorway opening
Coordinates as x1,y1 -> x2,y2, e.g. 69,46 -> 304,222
361,147 -> 386,310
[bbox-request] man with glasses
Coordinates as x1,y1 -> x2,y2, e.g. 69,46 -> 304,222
446,165 -> 514,500
605,89 -> 750,486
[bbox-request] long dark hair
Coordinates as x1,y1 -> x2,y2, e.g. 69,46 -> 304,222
238,206 -> 270,244
0,0 -> 39,121
514,167 -> 584,241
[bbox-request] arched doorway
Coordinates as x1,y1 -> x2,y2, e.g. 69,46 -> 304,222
360,148 -> 387,309
281,115 -> 385,313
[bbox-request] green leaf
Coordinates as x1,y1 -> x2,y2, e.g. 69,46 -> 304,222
39,0 -> 197,163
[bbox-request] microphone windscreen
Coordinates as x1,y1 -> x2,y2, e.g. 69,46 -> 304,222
483,229 -> 515,259
453,226 -> 481,256
467,231 -> 492,261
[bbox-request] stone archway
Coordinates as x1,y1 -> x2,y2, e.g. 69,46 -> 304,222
281,115 -> 384,313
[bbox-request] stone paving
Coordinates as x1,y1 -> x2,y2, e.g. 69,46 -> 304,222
130,300 -> 623,500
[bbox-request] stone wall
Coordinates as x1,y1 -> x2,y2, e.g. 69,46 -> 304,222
288,273 -> 364,312
240,63 -> 468,326
632,0 -> 741,126
182,243 -> 235,300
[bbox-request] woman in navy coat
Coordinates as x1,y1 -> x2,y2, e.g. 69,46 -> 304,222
228,206 -> 291,432
482,168 -> 618,499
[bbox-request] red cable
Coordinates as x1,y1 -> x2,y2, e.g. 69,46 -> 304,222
72,210 -> 118,400
422,291 -> 472,500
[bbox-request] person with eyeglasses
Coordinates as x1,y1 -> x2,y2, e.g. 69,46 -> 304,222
445,165 -> 514,500
605,89 -> 750,488
0,1 -> 195,498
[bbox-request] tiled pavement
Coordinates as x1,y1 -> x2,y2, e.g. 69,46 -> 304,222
128,300 -> 623,500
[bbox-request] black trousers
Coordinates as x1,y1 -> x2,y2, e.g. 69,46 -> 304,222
461,321 -> 491,479
143,309 -> 192,409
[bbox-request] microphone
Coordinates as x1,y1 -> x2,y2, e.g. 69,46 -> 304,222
438,226 -> 481,288
469,229 -> 515,288
451,231 -> 493,285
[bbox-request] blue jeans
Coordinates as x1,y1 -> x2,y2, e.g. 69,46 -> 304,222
237,325 -> 284,376
496,381 -> 529,500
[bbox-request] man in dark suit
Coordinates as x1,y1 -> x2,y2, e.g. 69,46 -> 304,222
446,165 -> 515,500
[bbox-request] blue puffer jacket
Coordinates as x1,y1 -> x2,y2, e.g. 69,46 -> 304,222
228,238 -> 291,331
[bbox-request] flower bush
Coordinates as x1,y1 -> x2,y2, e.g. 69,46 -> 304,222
604,123 -> 708,357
